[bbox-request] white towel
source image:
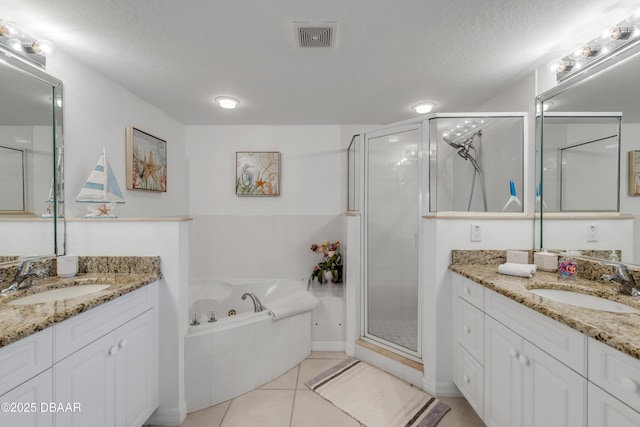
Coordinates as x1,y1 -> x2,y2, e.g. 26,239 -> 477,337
498,262 -> 537,278
265,290 -> 320,320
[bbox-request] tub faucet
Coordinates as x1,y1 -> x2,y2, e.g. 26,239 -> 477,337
242,292 -> 264,312
1,258 -> 43,294
602,263 -> 640,297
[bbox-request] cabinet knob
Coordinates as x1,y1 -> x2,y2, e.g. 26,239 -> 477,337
463,375 -> 470,384
118,339 -> 128,349
108,345 -> 119,356
464,287 -> 471,295
518,354 -> 529,366
463,325 -> 471,334
509,348 -> 519,358
620,377 -> 639,392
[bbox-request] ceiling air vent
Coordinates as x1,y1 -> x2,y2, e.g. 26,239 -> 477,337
295,25 -> 336,48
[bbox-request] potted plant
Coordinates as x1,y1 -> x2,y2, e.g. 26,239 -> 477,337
310,240 -> 343,284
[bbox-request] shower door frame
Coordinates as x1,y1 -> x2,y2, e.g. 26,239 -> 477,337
361,121 -> 426,361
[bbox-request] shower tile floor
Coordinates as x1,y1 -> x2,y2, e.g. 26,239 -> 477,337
147,352 -> 485,427
368,319 -> 417,351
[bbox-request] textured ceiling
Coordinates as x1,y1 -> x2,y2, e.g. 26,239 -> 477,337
0,0 -> 637,125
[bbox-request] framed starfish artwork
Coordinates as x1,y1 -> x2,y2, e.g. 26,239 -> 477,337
126,127 -> 167,192
236,151 -> 281,196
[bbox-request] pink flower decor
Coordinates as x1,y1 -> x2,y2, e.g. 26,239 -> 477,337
310,240 -> 343,284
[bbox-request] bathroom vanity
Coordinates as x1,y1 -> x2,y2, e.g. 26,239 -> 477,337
451,256 -> 640,427
0,257 -> 161,427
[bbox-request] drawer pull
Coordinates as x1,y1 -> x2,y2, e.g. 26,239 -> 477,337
463,375 -> 470,384
463,325 -> 471,334
108,345 -> 119,356
620,377 -> 639,392
118,339 -> 128,349
518,354 -> 529,366
464,287 -> 472,295
510,348 -> 519,358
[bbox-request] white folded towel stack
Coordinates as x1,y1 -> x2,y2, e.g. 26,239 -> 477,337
265,290 -> 320,320
498,262 -> 537,278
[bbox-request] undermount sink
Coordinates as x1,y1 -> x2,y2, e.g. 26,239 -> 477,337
8,284 -> 111,306
529,289 -> 640,314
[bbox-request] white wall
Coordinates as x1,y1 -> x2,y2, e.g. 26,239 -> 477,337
186,125 -> 346,281
46,52 -> 188,218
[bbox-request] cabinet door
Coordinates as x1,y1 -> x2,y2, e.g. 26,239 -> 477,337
0,369 -> 53,427
114,310 -> 157,427
588,383 -> 640,427
54,332 -> 115,427
522,341 -> 586,427
484,317 -> 524,427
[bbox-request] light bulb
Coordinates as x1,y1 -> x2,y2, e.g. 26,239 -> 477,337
215,96 -> 241,109
580,45 -> 600,57
31,40 -> 56,56
0,20 -> 18,37
6,38 -> 23,52
609,26 -> 632,40
411,102 -> 436,114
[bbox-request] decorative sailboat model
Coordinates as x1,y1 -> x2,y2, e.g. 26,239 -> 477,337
76,148 -> 125,218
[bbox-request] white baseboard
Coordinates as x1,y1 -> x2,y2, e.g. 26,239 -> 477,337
434,381 -> 461,397
145,403 -> 187,426
345,342 -> 355,356
311,341 -> 346,352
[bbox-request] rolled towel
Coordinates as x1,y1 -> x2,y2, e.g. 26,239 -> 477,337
498,262 -> 537,278
264,290 -> 320,320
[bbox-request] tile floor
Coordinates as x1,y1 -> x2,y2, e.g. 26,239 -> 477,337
151,352 -> 485,427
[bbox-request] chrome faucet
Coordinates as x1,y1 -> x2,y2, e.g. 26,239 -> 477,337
241,292 -> 264,312
602,263 -> 640,297
1,258 -> 43,294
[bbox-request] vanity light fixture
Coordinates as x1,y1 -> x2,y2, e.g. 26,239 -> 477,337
552,11 -> 640,83
215,96 -> 241,109
0,18 -> 55,69
411,102 -> 436,114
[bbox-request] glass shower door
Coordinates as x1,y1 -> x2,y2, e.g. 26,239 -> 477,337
364,126 -> 420,356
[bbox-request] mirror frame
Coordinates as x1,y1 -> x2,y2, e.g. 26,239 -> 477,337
0,45 -> 65,257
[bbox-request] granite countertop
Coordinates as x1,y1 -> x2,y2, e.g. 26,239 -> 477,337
450,262 -> 640,361
0,256 -> 161,349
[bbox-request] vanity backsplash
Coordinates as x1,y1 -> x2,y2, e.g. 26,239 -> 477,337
0,256 -> 161,289
450,249 -> 637,284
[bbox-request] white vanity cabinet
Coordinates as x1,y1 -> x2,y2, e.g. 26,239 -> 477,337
484,316 -> 586,427
453,273 -> 587,427
54,309 -> 156,427
0,370 -> 53,426
0,282 -> 158,427
452,275 -> 485,418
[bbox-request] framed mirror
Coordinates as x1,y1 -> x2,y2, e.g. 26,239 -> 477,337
0,46 -> 65,259
536,42 -> 640,265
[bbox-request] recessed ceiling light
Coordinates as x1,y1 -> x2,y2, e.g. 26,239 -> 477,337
411,102 -> 436,114
215,96 -> 241,109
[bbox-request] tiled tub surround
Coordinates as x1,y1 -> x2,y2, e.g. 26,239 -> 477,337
185,310 -> 312,413
449,250 -> 640,360
0,256 -> 161,348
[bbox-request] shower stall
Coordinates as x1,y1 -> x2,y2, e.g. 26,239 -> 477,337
355,113 -> 525,361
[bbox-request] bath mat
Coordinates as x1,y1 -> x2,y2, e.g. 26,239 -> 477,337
305,357 -> 450,427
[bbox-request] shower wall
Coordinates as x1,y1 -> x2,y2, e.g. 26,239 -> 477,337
429,116 -> 525,212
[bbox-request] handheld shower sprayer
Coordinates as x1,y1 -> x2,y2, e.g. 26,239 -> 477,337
442,129 -> 487,211
443,131 -> 482,173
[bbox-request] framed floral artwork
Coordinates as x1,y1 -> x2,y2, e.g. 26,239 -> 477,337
235,151 -> 281,196
126,127 -> 167,192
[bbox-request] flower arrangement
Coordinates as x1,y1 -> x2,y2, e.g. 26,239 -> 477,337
310,240 -> 343,284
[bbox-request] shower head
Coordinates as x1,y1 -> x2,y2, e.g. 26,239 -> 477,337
443,136 -> 463,150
